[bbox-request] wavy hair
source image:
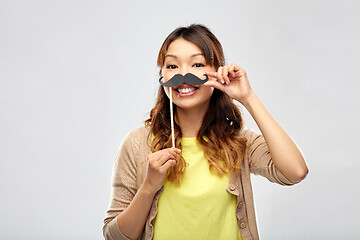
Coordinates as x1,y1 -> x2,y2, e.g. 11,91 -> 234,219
144,24 -> 247,185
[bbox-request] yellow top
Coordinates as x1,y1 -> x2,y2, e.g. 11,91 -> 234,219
153,137 -> 242,240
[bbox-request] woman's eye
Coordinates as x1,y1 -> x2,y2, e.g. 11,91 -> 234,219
166,65 -> 177,69
193,63 -> 205,67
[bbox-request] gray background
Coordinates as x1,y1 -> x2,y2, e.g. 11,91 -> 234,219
1,0 -> 359,239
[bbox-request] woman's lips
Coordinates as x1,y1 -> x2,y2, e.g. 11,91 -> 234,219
173,84 -> 199,97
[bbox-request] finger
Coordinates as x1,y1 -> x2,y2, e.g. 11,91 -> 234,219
161,148 -> 179,162
205,71 -> 218,78
222,66 -> 230,85
229,64 -> 236,78
232,64 -> 241,71
151,148 -> 179,166
205,71 -> 220,83
237,66 -> 247,77
204,79 -> 225,92
160,159 -> 176,172
153,147 -> 180,158
233,64 -> 243,77
217,67 -> 225,84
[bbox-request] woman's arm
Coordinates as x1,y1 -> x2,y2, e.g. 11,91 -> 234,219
115,148 -> 180,240
115,183 -> 156,240
205,64 -> 308,183
241,91 -> 308,183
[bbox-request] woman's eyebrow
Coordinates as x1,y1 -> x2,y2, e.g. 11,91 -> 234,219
165,53 -> 204,59
165,54 -> 177,59
191,53 -> 204,58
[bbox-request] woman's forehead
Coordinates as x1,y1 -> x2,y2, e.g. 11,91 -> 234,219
166,38 -> 203,56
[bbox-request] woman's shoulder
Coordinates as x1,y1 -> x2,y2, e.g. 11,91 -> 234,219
238,127 -> 261,142
122,125 -> 151,147
126,125 -> 151,138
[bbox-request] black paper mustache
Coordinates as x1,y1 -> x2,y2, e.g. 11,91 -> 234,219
159,73 -> 209,87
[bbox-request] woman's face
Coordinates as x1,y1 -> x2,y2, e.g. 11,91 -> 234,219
161,38 -> 216,111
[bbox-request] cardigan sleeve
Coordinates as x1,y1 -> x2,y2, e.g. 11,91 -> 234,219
103,132 -> 139,240
244,129 -> 295,186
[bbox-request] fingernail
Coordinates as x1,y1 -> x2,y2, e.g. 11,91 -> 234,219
176,148 -> 181,153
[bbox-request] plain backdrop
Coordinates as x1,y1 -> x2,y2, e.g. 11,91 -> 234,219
1,0 -> 359,239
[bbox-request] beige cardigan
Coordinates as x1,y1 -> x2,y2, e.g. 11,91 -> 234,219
103,126 -> 295,240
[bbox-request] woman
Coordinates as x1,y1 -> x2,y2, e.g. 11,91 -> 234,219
103,24 -> 308,240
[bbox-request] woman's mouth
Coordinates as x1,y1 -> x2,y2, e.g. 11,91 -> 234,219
176,87 -> 197,94
174,86 -> 199,97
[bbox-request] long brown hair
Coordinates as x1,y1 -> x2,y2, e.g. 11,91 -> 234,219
145,24 -> 247,185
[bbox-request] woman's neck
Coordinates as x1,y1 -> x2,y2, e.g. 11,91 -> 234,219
176,105 -> 208,138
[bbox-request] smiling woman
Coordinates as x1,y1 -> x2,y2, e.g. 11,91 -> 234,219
103,24 -> 308,240
160,38 -> 216,115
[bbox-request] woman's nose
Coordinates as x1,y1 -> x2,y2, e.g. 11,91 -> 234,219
179,65 -> 191,76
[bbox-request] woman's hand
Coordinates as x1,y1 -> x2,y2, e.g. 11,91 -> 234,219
143,148 -> 181,195
204,64 -> 255,105
116,147 -> 180,240
206,65 -> 308,183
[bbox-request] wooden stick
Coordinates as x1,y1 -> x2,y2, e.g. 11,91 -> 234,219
170,87 -> 175,148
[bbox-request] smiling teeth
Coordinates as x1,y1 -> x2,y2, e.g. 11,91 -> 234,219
177,88 -> 196,94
